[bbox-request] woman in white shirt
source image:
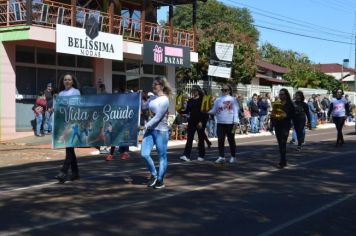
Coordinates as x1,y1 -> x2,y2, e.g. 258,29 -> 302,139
141,77 -> 172,189
54,74 -> 81,183
208,84 -> 239,164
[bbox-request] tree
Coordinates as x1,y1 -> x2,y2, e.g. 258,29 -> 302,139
260,43 -> 341,91
172,0 -> 259,86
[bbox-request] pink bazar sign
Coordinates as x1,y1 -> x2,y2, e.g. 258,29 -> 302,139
143,41 -> 190,68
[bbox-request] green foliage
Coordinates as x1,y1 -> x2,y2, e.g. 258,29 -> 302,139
260,43 -> 341,92
172,0 -> 259,87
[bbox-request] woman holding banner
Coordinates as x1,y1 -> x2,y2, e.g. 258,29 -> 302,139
140,76 -> 172,189
54,73 -> 81,183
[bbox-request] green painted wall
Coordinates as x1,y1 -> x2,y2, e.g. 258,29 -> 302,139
0,26 -> 30,140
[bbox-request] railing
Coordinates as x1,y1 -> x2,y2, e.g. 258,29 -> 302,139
0,0 -> 195,50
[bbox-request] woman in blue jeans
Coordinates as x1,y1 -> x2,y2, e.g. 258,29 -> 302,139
141,76 -> 172,189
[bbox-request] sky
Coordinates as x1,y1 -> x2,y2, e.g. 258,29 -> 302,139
158,0 -> 356,68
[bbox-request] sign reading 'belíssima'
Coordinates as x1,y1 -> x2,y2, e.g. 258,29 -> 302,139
56,23 -> 123,61
143,41 -> 190,68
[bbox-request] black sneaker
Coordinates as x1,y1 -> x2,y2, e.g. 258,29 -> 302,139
296,146 -> 302,151
54,172 -> 67,183
154,180 -> 165,189
147,175 -> 157,187
70,174 -> 80,181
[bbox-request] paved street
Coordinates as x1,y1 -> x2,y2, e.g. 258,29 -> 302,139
0,127 -> 355,236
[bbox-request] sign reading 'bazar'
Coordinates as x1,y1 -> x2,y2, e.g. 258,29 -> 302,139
143,41 -> 190,68
56,23 -> 123,61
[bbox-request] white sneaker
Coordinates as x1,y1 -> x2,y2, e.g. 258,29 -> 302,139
197,157 -> 205,161
179,155 -> 191,162
229,157 -> 237,163
215,157 -> 226,164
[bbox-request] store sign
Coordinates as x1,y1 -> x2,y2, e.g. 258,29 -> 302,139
56,24 -> 123,61
143,41 -> 190,68
208,42 -> 234,79
52,93 -> 141,148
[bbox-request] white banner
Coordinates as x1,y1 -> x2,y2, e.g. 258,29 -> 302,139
208,65 -> 232,79
56,24 -> 123,61
214,42 -> 234,62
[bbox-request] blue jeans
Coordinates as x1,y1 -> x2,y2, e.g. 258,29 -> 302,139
35,114 -> 43,135
259,115 -> 266,130
251,116 -> 259,133
141,129 -> 169,181
208,117 -> 217,138
311,113 -> 317,128
44,111 -> 53,133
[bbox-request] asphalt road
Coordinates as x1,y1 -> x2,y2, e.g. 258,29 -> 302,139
0,127 -> 355,236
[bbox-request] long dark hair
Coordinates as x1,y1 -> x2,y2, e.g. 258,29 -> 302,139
58,73 -> 79,92
191,85 -> 204,98
280,88 -> 292,104
294,90 -> 305,102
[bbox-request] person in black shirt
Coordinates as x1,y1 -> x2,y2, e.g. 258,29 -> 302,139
179,85 -> 208,162
271,89 -> 296,168
292,91 -> 311,151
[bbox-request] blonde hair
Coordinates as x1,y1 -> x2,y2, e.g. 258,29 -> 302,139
154,76 -> 173,97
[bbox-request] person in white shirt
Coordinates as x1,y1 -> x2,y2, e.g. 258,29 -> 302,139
140,77 -> 172,189
208,84 -> 239,164
54,73 -> 81,183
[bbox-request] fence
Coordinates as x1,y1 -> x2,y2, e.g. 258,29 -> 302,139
183,81 -> 356,104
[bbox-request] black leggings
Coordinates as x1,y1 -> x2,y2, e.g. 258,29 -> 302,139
294,118 -> 306,146
61,147 -> 79,174
217,124 -> 236,158
333,117 -> 346,144
275,123 -> 291,165
184,123 -> 206,158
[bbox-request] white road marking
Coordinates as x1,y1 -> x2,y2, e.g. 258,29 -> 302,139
1,149 -> 356,235
257,192 -> 356,236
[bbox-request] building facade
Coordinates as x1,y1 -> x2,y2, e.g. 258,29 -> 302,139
0,0 -> 200,141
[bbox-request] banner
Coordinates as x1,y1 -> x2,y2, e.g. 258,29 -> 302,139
208,42 -> 234,79
52,93 -> 141,148
143,41 -> 191,68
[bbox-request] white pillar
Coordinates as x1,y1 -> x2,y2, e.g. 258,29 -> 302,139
166,66 -> 176,114
93,58 -> 112,93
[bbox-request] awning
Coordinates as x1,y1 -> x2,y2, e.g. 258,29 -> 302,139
256,73 -> 289,84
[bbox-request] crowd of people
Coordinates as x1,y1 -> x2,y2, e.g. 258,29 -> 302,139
38,73 -> 354,189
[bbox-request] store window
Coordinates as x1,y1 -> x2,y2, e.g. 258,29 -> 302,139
37,68 -> 56,92
16,46 -> 35,63
16,66 -> 36,95
126,60 -> 140,74
112,61 -> 125,72
58,53 -> 75,67
112,74 -> 126,92
37,48 -> 56,65
154,65 -> 166,76
143,64 -> 153,74
77,56 -> 92,68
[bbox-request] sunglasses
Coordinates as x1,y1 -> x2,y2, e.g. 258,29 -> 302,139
221,89 -> 230,92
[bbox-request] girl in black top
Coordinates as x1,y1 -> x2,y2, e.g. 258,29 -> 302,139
179,85 -> 209,162
292,91 -> 311,151
271,89 -> 295,168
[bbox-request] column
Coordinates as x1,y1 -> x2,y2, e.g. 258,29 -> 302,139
71,0 -> 76,27
0,42 -> 16,141
192,0 -> 197,51
166,66 -> 176,114
93,58 -> 113,93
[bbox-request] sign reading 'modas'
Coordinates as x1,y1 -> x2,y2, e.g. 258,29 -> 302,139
52,93 -> 140,148
143,41 -> 190,68
56,24 -> 123,61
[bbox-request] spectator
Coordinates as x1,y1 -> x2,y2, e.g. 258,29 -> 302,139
308,97 -> 317,129
249,94 -> 259,133
321,96 -> 330,122
43,83 -> 53,135
258,97 -> 268,132
33,91 -> 47,137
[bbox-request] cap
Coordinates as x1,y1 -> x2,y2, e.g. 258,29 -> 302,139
47,83 -> 52,87
147,92 -> 154,97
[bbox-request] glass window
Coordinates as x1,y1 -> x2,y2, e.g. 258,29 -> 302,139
76,71 -> 93,88
37,47 -> 56,65
77,56 -> 92,68
126,74 -> 140,91
154,65 -> 166,76
112,61 -> 125,72
58,53 -> 75,67
37,68 -> 57,93
16,66 -> 36,95
126,60 -> 140,74
143,64 -> 153,74
16,46 -> 35,63
112,74 -> 126,92
140,77 -> 153,93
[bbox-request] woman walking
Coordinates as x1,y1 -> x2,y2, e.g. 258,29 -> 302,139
179,85 -> 209,162
208,84 -> 239,164
292,91 -> 311,151
54,73 -> 81,183
328,89 -> 350,147
271,89 -> 295,168
141,76 -> 171,189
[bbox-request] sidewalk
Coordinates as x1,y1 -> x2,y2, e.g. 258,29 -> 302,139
1,122 -> 354,151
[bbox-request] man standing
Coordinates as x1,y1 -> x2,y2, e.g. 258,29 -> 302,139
44,83 -> 53,135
